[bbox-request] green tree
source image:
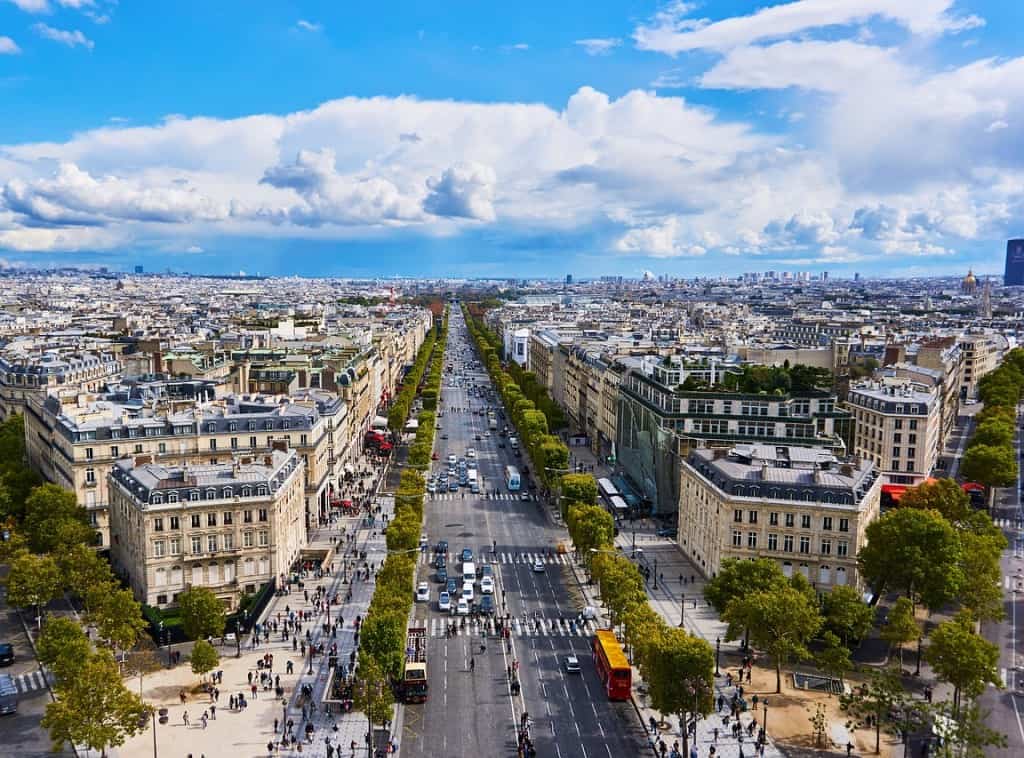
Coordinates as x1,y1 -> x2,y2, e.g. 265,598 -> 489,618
644,628 -> 714,758
968,419 -> 1014,449
704,558 -> 785,614
58,543 -> 117,608
821,584 -> 875,647
858,507 -> 963,611
352,655 -> 395,733
958,530 -> 1006,623
22,483 -> 94,554
898,478 -> 972,524
815,631 -> 852,694
89,587 -> 148,655
591,552 -> 646,625
960,443 -> 1017,490
723,583 -> 822,693
5,551 -> 63,627
840,666 -> 909,754
566,503 -> 615,562
41,649 -> 150,758
927,698 -> 1007,758
359,611 -> 406,679
924,612 -> 1001,716
880,597 -> 920,670
189,639 -> 220,682
37,615 -> 92,683
177,587 -> 226,641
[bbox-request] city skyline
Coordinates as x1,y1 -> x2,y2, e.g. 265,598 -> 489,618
1,0 -> 1022,277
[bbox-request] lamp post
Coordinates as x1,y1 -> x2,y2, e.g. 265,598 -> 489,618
914,635 -> 922,676
680,593 -> 686,628
653,557 -> 658,590
157,621 -> 166,666
281,698 -> 288,735
714,637 -> 720,677
763,697 -> 769,739
234,618 -> 241,658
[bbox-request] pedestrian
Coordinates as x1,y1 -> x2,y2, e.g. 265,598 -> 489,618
210,705 -> 216,719
183,711 -> 190,726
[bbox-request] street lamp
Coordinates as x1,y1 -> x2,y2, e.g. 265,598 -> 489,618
914,635 -> 922,676
653,557 -> 658,590
234,618 -> 241,658
680,593 -> 686,628
714,637 -> 720,676
762,697 -> 769,739
157,621 -> 166,666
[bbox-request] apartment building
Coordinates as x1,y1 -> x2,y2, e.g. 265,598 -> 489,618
847,377 -> 940,486
108,448 -> 306,610
678,444 -> 881,587
0,349 -> 122,421
24,381 -> 343,547
959,333 -> 1000,400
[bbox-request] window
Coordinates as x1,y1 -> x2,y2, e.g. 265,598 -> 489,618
85,447 -> 94,460
169,516 -> 180,530
191,514 -> 200,528
799,536 -> 811,554
168,492 -> 179,504
837,541 -> 849,557
906,461 -> 915,472
205,513 -> 216,527
189,491 -> 199,501
300,434 -> 308,446
243,531 -> 253,548
732,530 -> 742,547
894,419 -> 903,429
747,532 -> 758,549
767,533 -> 778,551
135,444 -> 143,454
909,420 -> 918,430
153,540 -> 165,557
822,516 -> 833,531
783,535 -> 793,553
231,437 -> 239,450
158,442 -> 167,454
191,536 -> 202,554
908,434 -> 917,444
733,509 -> 743,523
893,433 -> 902,444
86,467 -> 96,484
111,445 -> 119,457
207,535 -> 217,553
258,509 -> 268,522
257,486 -> 268,497
169,537 -> 181,555
892,447 -> 900,459
908,447 -> 916,459
784,513 -> 795,528
748,510 -> 758,524
223,511 -> 233,525
153,517 -> 164,532
821,539 -> 832,555
223,533 -> 234,550
209,439 -> 217,451
800,514 -> 811,530
258,530 -> 269,547
244,510 -> 253,524
769,512 -> 779,526
839,518 -> 849,532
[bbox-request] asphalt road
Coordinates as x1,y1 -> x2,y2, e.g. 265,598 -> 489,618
978,407 -> 1024,757
401,308 -> 647,758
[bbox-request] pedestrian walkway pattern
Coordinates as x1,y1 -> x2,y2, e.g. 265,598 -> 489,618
10,669 -> 51,694
429,492 -> 534,501
994,518 -> 1023,529
417,551 -> 569,566
414,616 -> 599,638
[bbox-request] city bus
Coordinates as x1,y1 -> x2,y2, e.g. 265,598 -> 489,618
592,629 -> 631,700
597,477 -> 619,502
505,465 -> 521,492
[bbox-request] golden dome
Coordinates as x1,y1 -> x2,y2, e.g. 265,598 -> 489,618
963,269 -> 976,287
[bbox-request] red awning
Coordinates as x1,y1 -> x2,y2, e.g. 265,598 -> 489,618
881,484 -> 908,501
961,482 -> 985,493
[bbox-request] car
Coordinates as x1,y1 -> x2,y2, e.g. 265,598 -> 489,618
441,433 -> 448,440
455,598 -> 470,615
564,655 -> 581,674
478,595 -> 495,615
462,583 -> 475,602
480,564 -> 493,579
438,591 -> 451,612
447,454 -> 457,465
498,441 -> 505,448
520,492 -> 531,502
435,554 -> 447,569
436,567 -> 448,584
0,643 -> 13,666
426,481 -> 437,493
467,448 -> 475,458
474,434 -> 482,441
446,579 -> 459,595
480,576 -> 494,594
415,582 -> 430,602
435,540 -> 448,553
431,452 -> 439,461
461,547 -> 474,562
532,560 -> 546,573
656,527 -> 676,538
419,534 -> 429,548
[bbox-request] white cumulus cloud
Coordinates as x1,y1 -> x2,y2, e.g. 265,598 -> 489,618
0,36 -> 20,54
575,38 -> 621,56
32,23 -> 94,49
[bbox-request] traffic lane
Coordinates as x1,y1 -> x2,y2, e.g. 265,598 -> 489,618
498,561 -> 572,622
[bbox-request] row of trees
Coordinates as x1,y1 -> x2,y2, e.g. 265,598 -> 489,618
0,415 -> 154,756
356,307 -> 448,724
462,306 -> 569,489
387,319 -> 441,433
959,347 -> 1024,494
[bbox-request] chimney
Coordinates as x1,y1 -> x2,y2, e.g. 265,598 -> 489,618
134,454 -> 152,466
761,462 -> 770,480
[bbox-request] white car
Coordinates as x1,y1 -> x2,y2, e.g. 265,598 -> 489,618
415,582 -> 430,602
461,582 -> 475,602
532,560 -> 546,573
564,655 -> 581,674
480,576 -> 494,595
455,598 -> 470,615
426,482 -> 437,493
447,454 -> 457,466
466,448 -> 475,458
438,591 -> 451,612
419,534 -> 429,548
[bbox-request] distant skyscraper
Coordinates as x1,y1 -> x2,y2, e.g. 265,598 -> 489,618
134,265 -> 144,274
854,272 -> 860,282
565,274 -> 573,284
1004,239 -> 1024,286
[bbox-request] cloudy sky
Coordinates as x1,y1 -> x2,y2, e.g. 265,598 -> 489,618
0,0 -> 1021,277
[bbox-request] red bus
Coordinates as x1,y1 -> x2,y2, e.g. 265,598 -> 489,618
592,629 -> 631,701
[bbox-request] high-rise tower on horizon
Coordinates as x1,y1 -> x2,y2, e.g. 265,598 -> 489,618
1004,238 -> 1024,286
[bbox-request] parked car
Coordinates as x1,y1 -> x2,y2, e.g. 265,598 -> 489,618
0,644 -> 13,666
415,582 -> 430,602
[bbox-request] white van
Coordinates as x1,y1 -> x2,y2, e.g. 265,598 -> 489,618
462,562 -> 476,584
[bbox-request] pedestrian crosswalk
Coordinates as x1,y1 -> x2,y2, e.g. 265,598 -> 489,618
993,518 -> 1022,530
413,616 -> 599,638
10,669 -> 50,694
418,551 -> 569,566
429,492 -> 533,502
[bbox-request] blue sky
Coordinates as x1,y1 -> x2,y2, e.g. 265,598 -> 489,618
1,1 -> 1022,278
